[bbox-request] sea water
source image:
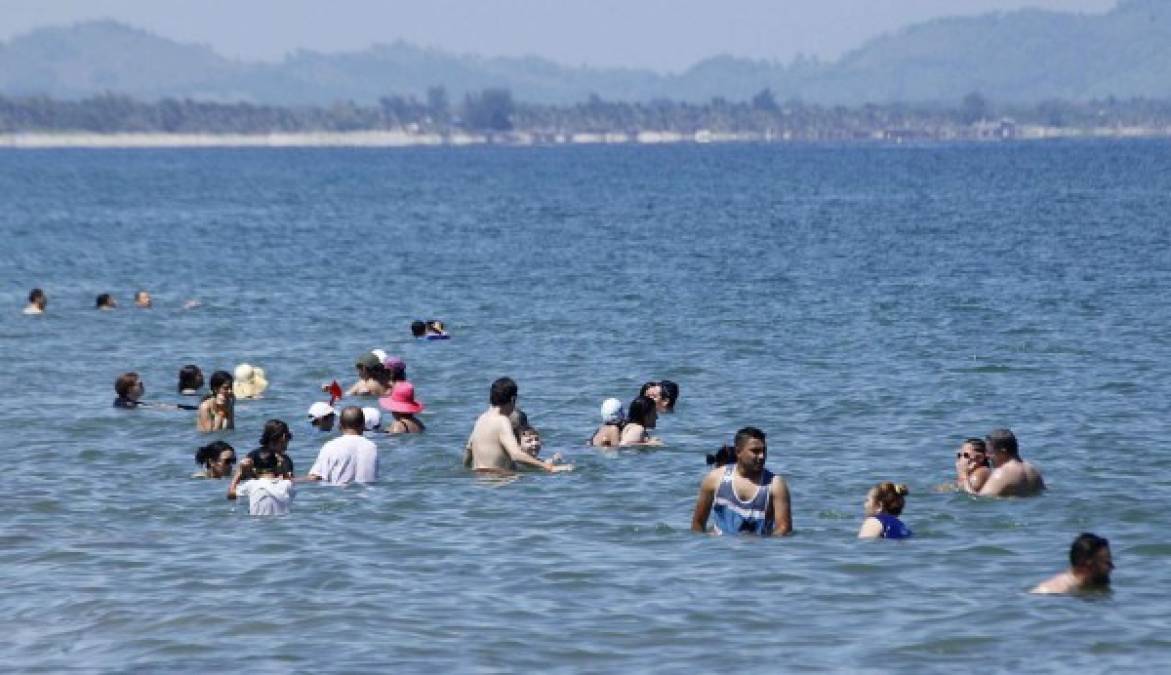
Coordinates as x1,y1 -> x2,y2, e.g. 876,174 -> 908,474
1,141 -> 1170,672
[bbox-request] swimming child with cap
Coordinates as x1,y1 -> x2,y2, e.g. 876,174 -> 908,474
589,398 -> 625,447
858,482 -> 912,540
380,381 -> 426,433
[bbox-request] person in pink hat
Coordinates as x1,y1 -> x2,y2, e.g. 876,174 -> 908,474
380,381 -> 426,434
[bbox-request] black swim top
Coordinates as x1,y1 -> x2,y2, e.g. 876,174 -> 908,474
113,398 -> 143,409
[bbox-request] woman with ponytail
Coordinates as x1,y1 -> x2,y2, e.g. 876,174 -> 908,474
858,482 -> 912,540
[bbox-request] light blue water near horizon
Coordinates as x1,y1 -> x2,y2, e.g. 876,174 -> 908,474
1,141 -> 1170,672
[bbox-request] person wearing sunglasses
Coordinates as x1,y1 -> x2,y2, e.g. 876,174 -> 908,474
959,428 -> 1045,497
193,440 -> 236,479
953,437 -> 992,492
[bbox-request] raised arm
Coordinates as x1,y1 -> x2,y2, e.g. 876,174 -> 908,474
500,420 -> 565,472
690,469 -> 720,533
770,475 -> 793,537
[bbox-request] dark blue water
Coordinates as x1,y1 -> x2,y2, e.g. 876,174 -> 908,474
2,141 -> 1170,672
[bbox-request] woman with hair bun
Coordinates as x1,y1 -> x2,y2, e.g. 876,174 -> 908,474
193,441 -> 236,478
858,482 -> 912,540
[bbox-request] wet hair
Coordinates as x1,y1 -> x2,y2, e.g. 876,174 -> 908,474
659,380 -> 679,410
258,419 -> 291,448
28,288 -> 45,304
734,426 -> 767,450
518,425 -> 539,439
638,381 -> 658,398
208,370 -> 233,395
706,444 -> 736,467
626,396 -> 657,427
870,482 -> 909,516
177,364 -> 204,393
339,406 -> 366,432
490,377 -> 518,406
114,372 -> 140,398
508,408 -> 529,440
1070,533 -> 1110,568
195,440 -> 235,466
368,362 -> 391,386
986,428 -> 1019,458
411,320 -> 427,337
95,293 -> 114,308
962,437 -> 991,468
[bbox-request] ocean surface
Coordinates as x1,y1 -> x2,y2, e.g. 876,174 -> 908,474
1,141 -> 1170,673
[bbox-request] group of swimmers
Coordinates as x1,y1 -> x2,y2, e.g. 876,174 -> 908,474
22,287 -> 200,313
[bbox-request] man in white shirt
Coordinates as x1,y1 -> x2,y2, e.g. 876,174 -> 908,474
307,406 -> 379,484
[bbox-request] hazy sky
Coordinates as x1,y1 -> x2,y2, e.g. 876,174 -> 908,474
2,0 -> 1119,71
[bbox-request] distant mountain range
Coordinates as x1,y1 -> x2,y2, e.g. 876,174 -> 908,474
1,0 -> 1169,105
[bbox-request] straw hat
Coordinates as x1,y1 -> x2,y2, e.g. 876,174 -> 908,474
233,363 -> 269,399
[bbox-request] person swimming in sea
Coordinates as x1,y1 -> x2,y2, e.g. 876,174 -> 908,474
23,288 -> 46,315
589,398 -> 624,447
1031,533 -> 1114,594
619,396 -> 661,447
113,372 -> 197,411
857,482 -> 912,540
691,426 -> 792,537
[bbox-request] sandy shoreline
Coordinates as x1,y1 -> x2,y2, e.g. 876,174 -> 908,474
0,126 -> 1168,149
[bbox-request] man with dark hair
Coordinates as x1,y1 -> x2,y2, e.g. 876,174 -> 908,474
307,406 -> 379,484
411,320 -> 427,338
691,426 -> 792,537
1032,533 -> 1113,594
960,427 -> 1045,497
96,293 -> 117,310
463,378 -> 571,473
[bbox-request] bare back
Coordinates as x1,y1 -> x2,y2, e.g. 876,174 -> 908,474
979,459 -> 1046,497
466,408 -> 523,471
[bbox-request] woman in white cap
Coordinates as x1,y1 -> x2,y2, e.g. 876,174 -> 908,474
233,363 -> 269,399
589,398 -> 625,447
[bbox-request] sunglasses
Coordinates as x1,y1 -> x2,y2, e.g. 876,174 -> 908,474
956,452 -> 985,460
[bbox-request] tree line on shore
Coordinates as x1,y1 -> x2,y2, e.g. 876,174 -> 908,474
2,88 -> 1171,138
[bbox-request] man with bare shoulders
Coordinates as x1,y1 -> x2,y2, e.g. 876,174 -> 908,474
691,427 -> 792,537
959,428 -> 1044,497
463,377 -> 571,473
1032,533 -> 1113,594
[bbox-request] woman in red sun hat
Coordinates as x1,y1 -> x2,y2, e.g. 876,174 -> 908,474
379,381 -> 426,434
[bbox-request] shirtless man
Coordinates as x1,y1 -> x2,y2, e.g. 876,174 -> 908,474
1031,533 -> 1113,594
463,377 -> 571,473
691,427 -> 792,537
960,428 -> 1045,497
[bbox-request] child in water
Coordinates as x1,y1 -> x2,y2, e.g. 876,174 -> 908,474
519,426 -> 562,465
228,466 -> 294,516
858,482 -> 912,539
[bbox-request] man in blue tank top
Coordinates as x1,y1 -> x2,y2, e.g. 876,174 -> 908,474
691,427 -> 792,537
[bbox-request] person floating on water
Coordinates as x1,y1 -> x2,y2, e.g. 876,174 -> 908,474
306,406 -> 379,485
379,381 -> 426,434
463,377 -> 572,473
193,440 -> 236,479
959,428 -> 1045,497
858,482 -> 913,539
691,427 -> 792,537
197,370 -> 235,432
95,293 -> 117,310
23,288 -> 46,315
134,290 -> 151,308
412,319 -> 450,340
1031,533 -> 1113,594
589,398 -> 624,447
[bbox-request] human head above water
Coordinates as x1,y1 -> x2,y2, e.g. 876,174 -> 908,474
96,293 -> 116,310
411,320 -> 427,337
867,482 -> 909,516
640,380 -> 679,413
986,428 -> 1019,459
339,406 -> 366,433
518,425 -> 542,456
134,290 -> 151,308
195,440 -> 236,476
1069,532 -> 1113,586
28,288 -> 46,309
490,377 -> 518,407
114,372 -> 143,400
626,396 -> 658,428
259,419 -> 292,449
177,365 -> 204,393
208,370 -> 233,398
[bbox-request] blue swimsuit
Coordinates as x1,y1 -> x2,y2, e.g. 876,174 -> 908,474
874,513 -> 912,540
712,465 -> 775,536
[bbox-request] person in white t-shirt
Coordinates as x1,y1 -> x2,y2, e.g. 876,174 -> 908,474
228,468 -> 294,516
306,406 -> 379,485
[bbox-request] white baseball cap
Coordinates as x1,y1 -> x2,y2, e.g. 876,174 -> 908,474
362,406 -> 382,431
307,401 -> 336,420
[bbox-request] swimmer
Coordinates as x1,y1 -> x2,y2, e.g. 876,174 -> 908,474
178,364 -> 204,396
233,419 -> 295,484
232,363 -> 268,399
1031,533 -> 1113,594
228,465 -> 294,516
96,293 -> 117,310
589,398 -> 624,447
134,290 -> 152,308
426,320 -> 450,340
322,352 -> 388,398
193,440 -> 236,478
519,425 -> 563,464
954,437 -> 992,492
619,396 -> 661,446
307,402 -> 337,433
307,406 -> 379,485
379,381 -> 426,434
960,428 -> 1045,497
463,377 -> 571,473
640,380 -> 679,414
113,372 -> 146,408
23,288 -> 46,315
197,370 -> 235,432
691,427 -> 792,536
411,320 -> 427,338
858,482 -> 912,539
